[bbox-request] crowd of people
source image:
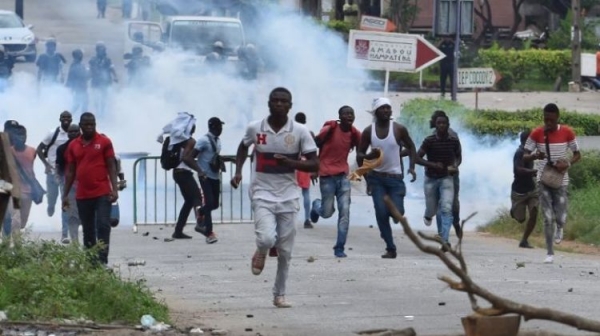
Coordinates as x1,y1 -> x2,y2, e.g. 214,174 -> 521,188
0,84 -> 580,305
2,111 -> 126,267
152,87 -> 580,307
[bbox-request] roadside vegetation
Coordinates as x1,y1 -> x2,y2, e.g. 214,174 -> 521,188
0,238 -> 169,324
399,98 -> 600,248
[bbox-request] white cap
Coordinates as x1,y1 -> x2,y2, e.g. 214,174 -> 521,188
370,97 -> 392,113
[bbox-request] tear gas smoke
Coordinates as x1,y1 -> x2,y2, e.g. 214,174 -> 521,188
0,3 -> 517,232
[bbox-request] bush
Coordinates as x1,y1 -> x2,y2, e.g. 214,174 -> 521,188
324,20 -> 351,34
478,48 -> 571,90
569,150 -> 600,190
0,239 -> 169,323
398,98 -> 469,143
400,98 -> 598,138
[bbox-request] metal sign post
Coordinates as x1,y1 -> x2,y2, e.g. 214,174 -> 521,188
457,67 -> 500,111
451,0 -> 461,102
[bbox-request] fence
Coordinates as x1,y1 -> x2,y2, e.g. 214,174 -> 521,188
132,155 -> 252,229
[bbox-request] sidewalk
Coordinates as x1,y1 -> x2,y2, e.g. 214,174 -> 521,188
54,222 -> 600,336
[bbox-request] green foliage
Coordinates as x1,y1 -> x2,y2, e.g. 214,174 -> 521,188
480,152 -> 600,246
398,98 -> 469,143
400,98 -> 599,138
480,182 -> 600,245
478,48 -> 571,89
569,150 -> 600,190
0,239 -> 169,323
324,20 -> 351,34
546,10 -> 599,51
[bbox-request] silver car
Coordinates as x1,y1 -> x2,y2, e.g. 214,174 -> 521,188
0,10 -> 37,62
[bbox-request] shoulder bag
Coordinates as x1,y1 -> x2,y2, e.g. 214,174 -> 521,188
207,135 -> 226,173
540,130 -> 565,189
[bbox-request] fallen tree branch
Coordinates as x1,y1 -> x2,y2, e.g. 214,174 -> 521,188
383,195 -> 600,332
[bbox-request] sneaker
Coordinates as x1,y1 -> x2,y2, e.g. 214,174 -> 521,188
519,240 -> 534,249
61,237 -> 70,245
381,251 -> 397,259
544,255 -> 554,264
206,233 -> 218,244
273,296 -> 292,308
303,220 -> 313,229
268,247 -> 278,257
194,224 -> 207,235
334,251 -> 347,258
440,243 -> 452,253
310,199 -> 320,223
555,228 -> 563,244
423,217 -> 432,227
172,232 -> 192,239
251,249 -> 267,275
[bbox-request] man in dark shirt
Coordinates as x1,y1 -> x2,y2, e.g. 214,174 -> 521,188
417,113 -> 461,249
437,36 -> 455,98
66,49 -> 89,115
511,130 -> 541,249
36,39 -> 66,84
89,42 -> 117,116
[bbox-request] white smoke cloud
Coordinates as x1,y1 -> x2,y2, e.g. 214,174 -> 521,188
0,2 -> 516,233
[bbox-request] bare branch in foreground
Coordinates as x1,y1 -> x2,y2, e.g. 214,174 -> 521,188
383,195 -> 600,332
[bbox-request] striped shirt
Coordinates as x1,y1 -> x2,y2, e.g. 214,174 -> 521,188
243,117 -> 317,202
524,125 -> 579,186
419,133 -> 461,178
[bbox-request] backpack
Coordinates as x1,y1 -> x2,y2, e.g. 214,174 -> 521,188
42,127 -> 60,158
160,136 -> 183,170
316,120 -> 361,151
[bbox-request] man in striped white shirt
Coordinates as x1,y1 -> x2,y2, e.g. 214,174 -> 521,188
523,103 -> 581,264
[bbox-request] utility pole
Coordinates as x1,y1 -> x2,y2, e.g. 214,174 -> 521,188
451,0 -> 461,102
15,0 -> 23,19
571,0 -> 582,92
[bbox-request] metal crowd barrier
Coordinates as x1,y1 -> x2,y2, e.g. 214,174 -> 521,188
132,155 -> 252,229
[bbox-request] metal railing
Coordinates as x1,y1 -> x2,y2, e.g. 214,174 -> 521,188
132,155 -> 252,228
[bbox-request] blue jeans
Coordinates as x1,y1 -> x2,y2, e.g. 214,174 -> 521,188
424,175 -> 455,243
301,188 -> 310,221
368,173 -> 406,252
47,174 -> 68,238
312,175 -> 351,252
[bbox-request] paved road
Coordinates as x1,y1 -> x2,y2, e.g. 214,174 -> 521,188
32,224 -> 599,336
4,1 -> 600,335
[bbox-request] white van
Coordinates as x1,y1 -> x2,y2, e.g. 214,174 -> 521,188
126,16 -> 246,73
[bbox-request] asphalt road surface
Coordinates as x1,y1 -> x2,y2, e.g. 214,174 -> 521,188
5,1 -> 600,335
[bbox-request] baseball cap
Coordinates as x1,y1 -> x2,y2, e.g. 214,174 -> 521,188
208,117 -> 224,127
3,120 -> 19,132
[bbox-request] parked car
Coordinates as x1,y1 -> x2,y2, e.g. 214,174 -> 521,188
0,10 -> 37,62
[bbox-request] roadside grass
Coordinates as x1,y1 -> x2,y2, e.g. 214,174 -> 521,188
0,238 -> 169,324
479,183 -> 600,250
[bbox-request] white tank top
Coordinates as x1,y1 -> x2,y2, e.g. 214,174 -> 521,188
371,122 -> 403,175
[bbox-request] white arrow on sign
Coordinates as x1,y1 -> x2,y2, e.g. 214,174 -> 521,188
457,68 -> 499,89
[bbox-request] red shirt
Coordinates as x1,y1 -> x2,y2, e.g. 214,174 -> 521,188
66,133 -> 115,200
317,121 -> 361,176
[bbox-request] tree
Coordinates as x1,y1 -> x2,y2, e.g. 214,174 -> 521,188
384,0 -> 419,33
383,196 -> 600,333
531,0 -> 600,18
510,0 -> 527,35
474,0 -> 493,37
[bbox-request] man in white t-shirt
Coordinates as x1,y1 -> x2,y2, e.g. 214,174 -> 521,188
36,111 -> 72,242
231,87 -> 319,308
